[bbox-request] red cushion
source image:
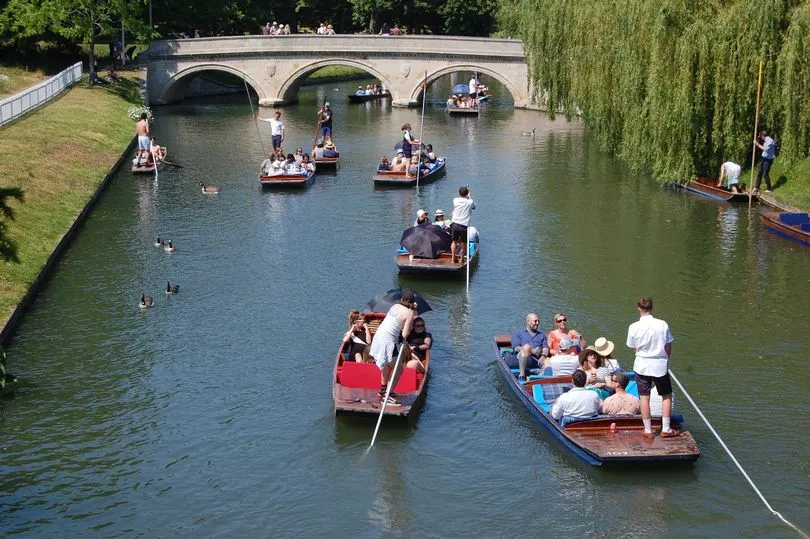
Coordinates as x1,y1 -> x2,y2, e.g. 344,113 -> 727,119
339,361 -> 419,393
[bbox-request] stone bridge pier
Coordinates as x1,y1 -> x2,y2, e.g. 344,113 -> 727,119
146,35 -> 537,109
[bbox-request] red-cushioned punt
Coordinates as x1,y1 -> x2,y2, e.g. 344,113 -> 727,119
338,361 -> 419,393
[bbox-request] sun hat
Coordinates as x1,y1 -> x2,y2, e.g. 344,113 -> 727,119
396,148 -> 404,154
416,209 -> 426,218
434,209 -> 444,216
592,337 -> 615,357
325,140 -> 335,148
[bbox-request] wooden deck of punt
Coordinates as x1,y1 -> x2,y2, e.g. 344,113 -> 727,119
258,170 -> 316,188
759,211 -> 810,247
372,158 -> 446,187
493,335 -> 700,465
684,177 -> 755,202
313,156 -> 339,169
347,92 -> 391,103
333,312 -> 430,418
395,239 -> 479,275
131,152 -> 168,174
447,107 -> 479,116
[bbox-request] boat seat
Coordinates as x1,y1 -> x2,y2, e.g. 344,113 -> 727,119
778,213 -> 809,226
800,223 -> 810,232
338,360 -> 419,392
531,385 -> 553,413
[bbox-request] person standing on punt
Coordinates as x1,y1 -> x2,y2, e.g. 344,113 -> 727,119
135,112 -> 150,165
401,123 -> 419,159
369,290 -> 417,407
450,186 -> 475,264
626,297 -> 678,440
753,129 -> 776,193
318,102 -> 333,140
255,111 -> 285,151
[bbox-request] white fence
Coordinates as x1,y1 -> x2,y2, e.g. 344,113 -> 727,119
0,62 -> 83,126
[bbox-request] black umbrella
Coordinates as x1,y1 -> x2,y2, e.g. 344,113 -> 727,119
399,225 -> 451,259
367,288 -> 432,315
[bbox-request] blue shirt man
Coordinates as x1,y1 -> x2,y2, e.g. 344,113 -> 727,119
754,129 -> 776,192
510,313 -> 549,379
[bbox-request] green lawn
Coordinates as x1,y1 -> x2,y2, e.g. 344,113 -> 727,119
0,74 -> 142,325
766,157 -> 810,211
0,66 -> 49,99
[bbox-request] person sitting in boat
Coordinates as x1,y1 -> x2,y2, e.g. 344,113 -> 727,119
424,144 -> 437,163
405,317 -> 432,373
148,138 -> 165,164
406,155 -> 431,178
433,209 -> 449,227
577,343 -> 622,393
338,310 -> 372,363
551,369 -> 602,425
301,153 -> 316,173
260,151 -> 275,176
356,86 -> 366,96
284,153 -> 302,174
391,149 -> 407,172
548,313 -> 583,355
378,155 -> 391,171
601,372 -> 640,415
323,139 -> 339,158
414,209 -> 430,227
313,140 -> 325,159
591,337 -> 623,385
718,160 -> 743,193
511,313 -> 549,380
268,153 -> 287,176
545,338 -> 580,376
294,148 -> 304,163
447,96 -> 457,108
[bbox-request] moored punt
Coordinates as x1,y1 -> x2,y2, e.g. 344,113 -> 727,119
258,170 -> 316,188
447,106 -> 479,116
333,312 -> 430,418
347,91 -> 391,103
684,177 -> 755,202
493,335 -> 700,466
373,157 -> 447,188
759,211 -> 810,247
395,228 -> 480,275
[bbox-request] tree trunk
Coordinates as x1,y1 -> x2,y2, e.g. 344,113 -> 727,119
89,0 -> 97,81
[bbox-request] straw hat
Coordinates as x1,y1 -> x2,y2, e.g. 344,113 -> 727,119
591,337 -> 615,357
325,140 -> 335,149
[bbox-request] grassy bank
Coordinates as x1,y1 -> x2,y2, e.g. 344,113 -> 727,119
0,75 -> 141,325
306,66 -> 367,81
767,157 -> 810,211
0,66 -> 48,98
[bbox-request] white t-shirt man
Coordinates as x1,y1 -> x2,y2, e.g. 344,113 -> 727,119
452,197 -> 475,226
269,117 -> 285,137
551,387 -> 602,421
626,314 -> 673,377
548,353 -> 579,376
469,77 -> 478,95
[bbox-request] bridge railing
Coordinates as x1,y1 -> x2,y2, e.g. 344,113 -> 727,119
0,62 -> 83,127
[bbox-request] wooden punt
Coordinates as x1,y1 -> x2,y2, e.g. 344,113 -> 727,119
447,107 -> 479,116
493,335 -> 700,466
258,170 -> 316,188
131,150 -> 168,174
333,312 -> 430,418
347,92 -> 391,103
684,177 -> 755,202
395,229 -> 480,275
759,211 -> 810,247
313,156 -> 339,170
373,157 -> 447,187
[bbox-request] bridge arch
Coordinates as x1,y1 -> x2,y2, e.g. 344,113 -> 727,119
409,65 -> 521,104
157,64 -> 266,104
276,59 -> 391,103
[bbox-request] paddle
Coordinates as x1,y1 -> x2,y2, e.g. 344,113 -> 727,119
162,159 -> 183,168
368,343 -> 408,450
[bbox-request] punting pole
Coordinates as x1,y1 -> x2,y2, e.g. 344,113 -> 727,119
466,226 -> 471,292
243,78 -> 267,156
368,343 -> 408,450
416,70 -> 427,189
749,60 -> 763,209
669,368 -> 809,538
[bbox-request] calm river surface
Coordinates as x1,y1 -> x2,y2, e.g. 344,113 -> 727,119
2,75 -> 809,537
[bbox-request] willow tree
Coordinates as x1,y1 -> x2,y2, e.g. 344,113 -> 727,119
500,0 -> 810,181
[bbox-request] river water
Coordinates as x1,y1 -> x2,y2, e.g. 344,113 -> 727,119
2,75 -> 809,537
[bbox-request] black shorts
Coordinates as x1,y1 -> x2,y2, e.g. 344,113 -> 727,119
450,222 -> 468,242
635,373 -> 673,397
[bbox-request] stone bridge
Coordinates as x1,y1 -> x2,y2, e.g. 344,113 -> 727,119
146,35 -> 536,108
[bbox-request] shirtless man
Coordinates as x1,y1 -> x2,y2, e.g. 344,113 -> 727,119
135,113 -> 150,165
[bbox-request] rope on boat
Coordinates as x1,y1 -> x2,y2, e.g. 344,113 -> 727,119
243,78 -> 267,156
669,368 -> 809,538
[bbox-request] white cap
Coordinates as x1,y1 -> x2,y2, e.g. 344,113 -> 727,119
416,209 -> 426,218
